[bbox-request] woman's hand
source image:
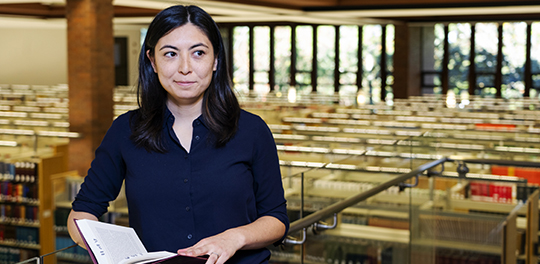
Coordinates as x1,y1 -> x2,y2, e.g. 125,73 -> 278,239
177,216 -> 286,264
177,228 -> 243,264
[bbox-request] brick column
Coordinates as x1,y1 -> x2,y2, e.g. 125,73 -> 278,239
66,0 -> 114,175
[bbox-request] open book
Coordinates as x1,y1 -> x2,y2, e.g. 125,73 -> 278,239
74,219 -> 207,264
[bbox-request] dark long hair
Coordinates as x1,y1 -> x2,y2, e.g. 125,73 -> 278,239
130,5 -> 240,152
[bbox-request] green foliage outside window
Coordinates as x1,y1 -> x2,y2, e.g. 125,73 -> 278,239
274,26 -> 291,94
233,26 -> 249,95
317,26 -> 335,96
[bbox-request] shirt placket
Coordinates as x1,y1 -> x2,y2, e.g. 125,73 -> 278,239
183,118 -> 203,242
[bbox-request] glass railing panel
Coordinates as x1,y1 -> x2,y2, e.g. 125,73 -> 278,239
422,128 -> 540,163
275,128 -> 438,263
275,152 -> 433,263
407,158 -> 538,264
275,165 -> 340,264
409,207 -> 507,263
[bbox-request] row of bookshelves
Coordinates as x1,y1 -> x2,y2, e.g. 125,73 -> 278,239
0,99 -> 67,109
270,241 -> 397,264
56,236 -> 92,264
470,181 -> 515,203
0,184 -> 39,204
0,162 -> 37,182
0,246 -> 39,264
0,84 -> 68,103
410,248 -> 501,264
0,159 -> 42,263
0,225 -> 39,245
242,91 -> 540,113
0,205 -> 39,223
285,169 -> 533,206
0,157 -> 43,262
0,111 -> 67,121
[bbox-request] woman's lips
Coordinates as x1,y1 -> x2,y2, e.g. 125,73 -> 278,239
176,81 -> 195,86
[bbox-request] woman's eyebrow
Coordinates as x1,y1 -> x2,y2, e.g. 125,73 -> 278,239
158,43 -> 209,51
189,43 -> 209,50
159,45 -> 178,51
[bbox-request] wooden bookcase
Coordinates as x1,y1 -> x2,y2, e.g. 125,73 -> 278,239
0,144 -> 69,263
39,152 -> 69,263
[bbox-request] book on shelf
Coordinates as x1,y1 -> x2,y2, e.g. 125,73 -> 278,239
74,219 -> 207,264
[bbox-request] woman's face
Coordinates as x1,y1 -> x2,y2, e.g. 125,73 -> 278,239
147,23 -> 217,107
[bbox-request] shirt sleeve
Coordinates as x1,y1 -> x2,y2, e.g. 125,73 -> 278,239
249,115 -> 290,245
71,113 -> 129,218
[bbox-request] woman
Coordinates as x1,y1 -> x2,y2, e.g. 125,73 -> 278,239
67,5 -> 289,264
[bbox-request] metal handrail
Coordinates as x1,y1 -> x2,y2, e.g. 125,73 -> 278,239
287,157 -> 451,235
15,244 -> 78,264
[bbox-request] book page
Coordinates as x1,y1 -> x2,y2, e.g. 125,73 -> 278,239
118,251 -> 177,264
75,219 -> 149,264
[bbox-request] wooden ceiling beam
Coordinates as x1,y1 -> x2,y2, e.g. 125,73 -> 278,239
0,3 -> 64,18
337,0 -> 540,6
0,3 -> 162,19
217,0 -> 540,10
383,13 -> 540,23
213,0 -> 337,9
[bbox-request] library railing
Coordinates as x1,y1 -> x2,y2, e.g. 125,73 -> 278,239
274,156 -> 540,264
0,128 -> 80,155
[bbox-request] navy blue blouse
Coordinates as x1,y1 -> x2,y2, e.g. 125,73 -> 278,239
72,109 -> 289,263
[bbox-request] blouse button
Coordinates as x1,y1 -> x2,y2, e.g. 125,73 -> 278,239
187,234 -> 193,239
195,135 -> 200,141
184,179 -> 188,183
186,206 -> 190,211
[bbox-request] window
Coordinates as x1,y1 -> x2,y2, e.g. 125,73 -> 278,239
295,25 -> 314,95
317,25 -> 335,96
339,25 -> 359,106
385,24 -> 395,103
532,22 -> 540,98
502,22 -> 527,98
226,22 -> 397,103
421,25 -> 441,94
448,23 -> 471,96
428,21 -> 540,99
253,26 -> 270,96
232,26 -> 250,95
475,23 -> 498,97
362,25 -> 382,104
274,26 -> 292,94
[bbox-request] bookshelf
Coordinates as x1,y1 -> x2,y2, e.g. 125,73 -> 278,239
0,144 -> 69,263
